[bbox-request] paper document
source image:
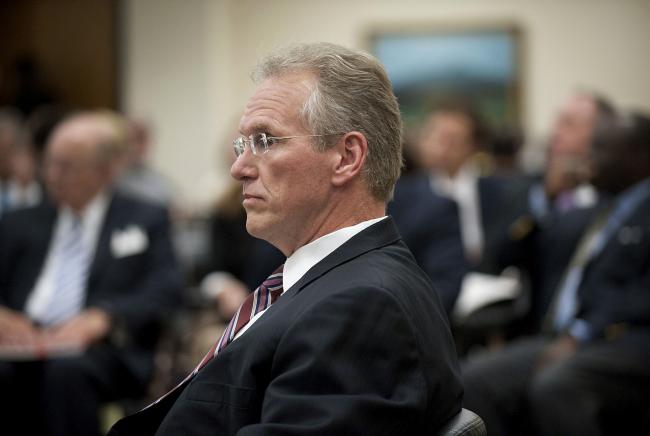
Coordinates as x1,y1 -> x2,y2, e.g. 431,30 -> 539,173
452,268 -> 522,322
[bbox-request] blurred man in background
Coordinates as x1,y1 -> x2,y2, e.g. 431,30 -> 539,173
463,111 -> 650,436
530,91 -> 615,218
0,111 -> 182,436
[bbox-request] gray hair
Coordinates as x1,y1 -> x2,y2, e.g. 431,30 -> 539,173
252,42 -> 403,201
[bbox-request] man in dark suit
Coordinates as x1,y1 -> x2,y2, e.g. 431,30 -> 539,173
490,92 -> 617,338
408,100 -> 518,272
0,112 -> 182,436
109,42 -> 463,436
463,112 -> 650,436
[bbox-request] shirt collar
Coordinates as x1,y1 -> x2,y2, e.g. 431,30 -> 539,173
430,161 -> 479,195
60,191 -> 110,229
283,216 -> 387,292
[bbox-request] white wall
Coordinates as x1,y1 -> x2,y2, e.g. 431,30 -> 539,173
122,0 -> 650,208
122,0 -> 232,210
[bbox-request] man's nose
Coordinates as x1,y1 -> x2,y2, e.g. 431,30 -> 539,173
230,148 -> 257,181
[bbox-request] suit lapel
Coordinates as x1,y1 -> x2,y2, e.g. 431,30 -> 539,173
15,204 -> 58,308
87,193 -> 120,291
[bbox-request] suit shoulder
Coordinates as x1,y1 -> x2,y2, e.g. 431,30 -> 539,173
110,192 -> 171,218
0,203 -> 55,229
319,243 -> 436,307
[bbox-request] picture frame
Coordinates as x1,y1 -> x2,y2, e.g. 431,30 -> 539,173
367,23 -> 524,133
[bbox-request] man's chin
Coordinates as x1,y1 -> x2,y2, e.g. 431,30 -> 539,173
244,216 -> 269,240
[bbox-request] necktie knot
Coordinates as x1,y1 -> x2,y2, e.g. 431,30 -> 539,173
210,264 -> 285,360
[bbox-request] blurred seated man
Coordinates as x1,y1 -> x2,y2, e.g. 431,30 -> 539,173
411,100 -> 515,272
495,92 -> 617,336
463,111 -> 650,436
0,111 -> 183,436
390,101 -> 521,321
529,91 -> 615,219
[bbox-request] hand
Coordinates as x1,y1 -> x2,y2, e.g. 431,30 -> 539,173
544,152 -> 589,199
215,278 -> 249,321
535,334 -> 578,372
42,308 -> 112,350
201,272 -> 250,321
0,307 -> 40,346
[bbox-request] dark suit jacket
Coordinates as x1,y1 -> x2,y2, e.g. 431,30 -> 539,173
0,193 -> 182,385
477,174 -> 530,274
494,178 -> 611,335
575,192 -> 650,337
389,173 -> 468,312
109,217 -> 463,435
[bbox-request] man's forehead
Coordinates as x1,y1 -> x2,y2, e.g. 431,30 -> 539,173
561,95 -> 597,119
239,72 -> 315,133
48,122 -> 101,157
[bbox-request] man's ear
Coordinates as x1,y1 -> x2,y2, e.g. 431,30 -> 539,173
331,132 -> 367,187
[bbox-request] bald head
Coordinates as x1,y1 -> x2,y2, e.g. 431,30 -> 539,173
44,112 -> 122,211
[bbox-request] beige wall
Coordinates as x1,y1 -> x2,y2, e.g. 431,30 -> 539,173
122,0 -> 650,209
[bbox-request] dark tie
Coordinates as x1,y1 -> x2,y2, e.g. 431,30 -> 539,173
144,265 -> 284,409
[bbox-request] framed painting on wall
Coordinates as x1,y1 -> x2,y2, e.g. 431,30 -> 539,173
367,23 -> 523,135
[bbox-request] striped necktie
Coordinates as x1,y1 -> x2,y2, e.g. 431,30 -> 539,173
41,217 -> 92,325
204,264 -> 284,365
144,265 -> 284,409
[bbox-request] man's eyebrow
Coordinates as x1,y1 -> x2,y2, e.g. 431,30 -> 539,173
244,123 -> 272,135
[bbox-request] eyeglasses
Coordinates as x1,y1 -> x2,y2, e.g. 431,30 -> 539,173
233,132 -> 344,157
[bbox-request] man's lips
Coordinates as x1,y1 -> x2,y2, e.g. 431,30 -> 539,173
243,193 -> 264,205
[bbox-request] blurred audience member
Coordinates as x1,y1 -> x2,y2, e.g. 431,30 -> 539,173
0,111 -> 183,436
530,91 -> 615,219
116,118 -> 177,209
495,92 -> 617,336
390,100 -> 524,318
412,100 -> 515,271
463,111 -> 650,436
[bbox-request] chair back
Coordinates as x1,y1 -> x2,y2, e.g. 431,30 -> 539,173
437,408 -> 486,436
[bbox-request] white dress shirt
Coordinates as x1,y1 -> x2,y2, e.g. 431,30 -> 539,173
26,193 -> 110,323
233,216 -> 387,340
431,163 -> 484,262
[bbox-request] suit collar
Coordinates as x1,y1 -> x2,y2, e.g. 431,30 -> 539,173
88,191 -> 121,283
283,216 -> 385,292
282,216 -> 401,298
